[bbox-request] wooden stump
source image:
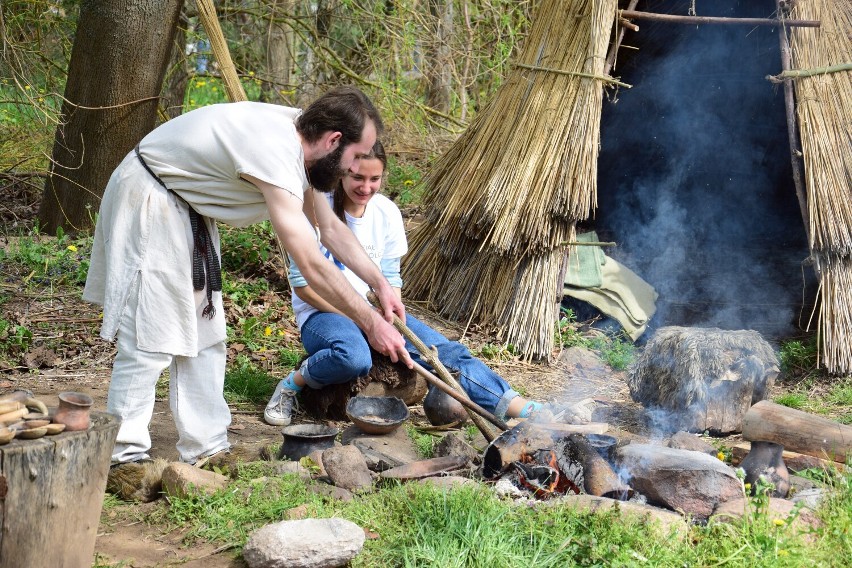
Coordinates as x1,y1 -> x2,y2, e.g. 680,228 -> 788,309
0,411 -> 119,567
300,352 -> 426,420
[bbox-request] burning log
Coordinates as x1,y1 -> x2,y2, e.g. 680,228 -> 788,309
742,400 -> 852,464
628,327 -> 779,434
482,421 -> 610,479
556,435 -> 633,500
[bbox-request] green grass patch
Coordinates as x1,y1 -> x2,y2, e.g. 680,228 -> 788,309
0,226 -> 91,287
406,424 -> 439,458
140,465 -> 852,566
774,392 -> 808,410
224,355 -> 277,405
384,156 -> 424,206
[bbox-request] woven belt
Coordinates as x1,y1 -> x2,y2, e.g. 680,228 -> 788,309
134,145 -> 222,319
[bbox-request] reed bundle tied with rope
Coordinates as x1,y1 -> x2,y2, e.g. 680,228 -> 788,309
403,0 -> 618,359
788,0 -> 852,373
789,0 -> 852,254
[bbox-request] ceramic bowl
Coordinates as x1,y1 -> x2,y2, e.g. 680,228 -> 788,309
17,426 -> 48,439
24,419 -> 51,429
44,423 -> 66,435
346,396 -> 409,435
0,427 -> 15,444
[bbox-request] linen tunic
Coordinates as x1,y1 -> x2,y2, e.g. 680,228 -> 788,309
83,102 -> 309,357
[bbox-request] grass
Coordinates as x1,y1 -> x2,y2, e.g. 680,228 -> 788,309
555,307 -> 636,371
125,462 -> 852,567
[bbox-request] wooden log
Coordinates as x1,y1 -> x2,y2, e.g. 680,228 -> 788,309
0,411 -> 119,567
619,10 -> 820,28
742,400 -> 852,464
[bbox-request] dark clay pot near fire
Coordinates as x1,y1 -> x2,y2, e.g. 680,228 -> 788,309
277,424 -> 339,461
740,440 -> 790,498
423,386 -> 468,427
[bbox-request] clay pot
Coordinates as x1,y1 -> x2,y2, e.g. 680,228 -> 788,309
740,440 -> 790,498
423,386 -> 469,427
277,424 -> 339,461
53,392 -> 94,431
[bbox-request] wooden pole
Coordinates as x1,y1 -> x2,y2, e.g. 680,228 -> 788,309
604,0 -> 640,76
367,292 -> 503,441
742,400 -> 852,464
195,0 -> 248,102
619,10 -> 820,28
775,2 -> 812,249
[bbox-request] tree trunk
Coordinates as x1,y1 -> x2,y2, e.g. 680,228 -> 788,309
38,0 -> 184,234
426,0 -> 453,113
160,8 -> 191,121
260,2 -> 295,104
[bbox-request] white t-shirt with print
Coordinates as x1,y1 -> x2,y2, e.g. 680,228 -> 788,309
290,192 -> 407,329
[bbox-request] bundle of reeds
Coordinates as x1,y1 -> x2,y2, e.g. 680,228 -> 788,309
789,0 -> 852,373
403,0 -> 618,359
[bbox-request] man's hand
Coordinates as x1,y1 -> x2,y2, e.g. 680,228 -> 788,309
373,282 -> 406,324
365,311 -> 413,367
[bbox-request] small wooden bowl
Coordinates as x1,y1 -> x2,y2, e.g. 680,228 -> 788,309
24,419 -> 51,429
0,427 -> 16,444
17,426 -> 48,439
44,423 -> 66,435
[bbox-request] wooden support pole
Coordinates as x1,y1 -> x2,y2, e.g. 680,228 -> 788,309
604,0 -> 640,76
775,2 -> 812,250
367,292 -> 503,441
619,10 -> 820,28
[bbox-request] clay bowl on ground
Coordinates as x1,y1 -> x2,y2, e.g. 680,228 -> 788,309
346,396 -> 409,435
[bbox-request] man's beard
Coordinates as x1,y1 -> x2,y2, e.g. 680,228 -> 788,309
307,144 -> 346,192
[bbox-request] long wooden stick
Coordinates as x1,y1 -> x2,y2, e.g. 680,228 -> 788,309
768,61 -> 852,82
775,1 -> 811,248
367,292 -> 503,441
604,0 -> 640,76
620,10 -> 820,28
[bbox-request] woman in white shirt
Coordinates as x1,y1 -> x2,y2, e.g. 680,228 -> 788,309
265,141 -> 545,426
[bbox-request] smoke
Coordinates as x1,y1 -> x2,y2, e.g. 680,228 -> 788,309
596,0 -> 813,340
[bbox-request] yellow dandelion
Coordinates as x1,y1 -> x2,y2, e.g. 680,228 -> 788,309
24,85 -> 31,90
744,483 -> 751,491
264,326 -> 272,336
778,550 -> 788,557
67,245 -> 77,252
211,87 -> 218,92
403,179 -> 414,186
716,451 -> 725,461
248,70 -> 255,76
196,80 -> 207,87
773,518 -> 785,527
278,330 -> 285,336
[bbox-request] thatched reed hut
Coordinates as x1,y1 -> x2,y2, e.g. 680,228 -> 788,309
403,0 -> 852,373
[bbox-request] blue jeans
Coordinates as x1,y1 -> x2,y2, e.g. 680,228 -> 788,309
299,312 -> 520,417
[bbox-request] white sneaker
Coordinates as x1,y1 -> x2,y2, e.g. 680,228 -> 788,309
264,374 -> 299,426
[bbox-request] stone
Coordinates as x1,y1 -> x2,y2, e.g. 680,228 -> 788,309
342,424 -> 421,471
322,445 -> 373,492
433,432 -> 480,463
666,431 -> 717,455
712,497 -> 822,533
790,487 -> 828,511
161,462 -> 229,499
554,494 -> 688,539
243,518 -> 365,568
615,443 -> 742,520
628,327 -> 779,434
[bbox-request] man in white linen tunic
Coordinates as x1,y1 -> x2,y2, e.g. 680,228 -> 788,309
84,86 -> 411,465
